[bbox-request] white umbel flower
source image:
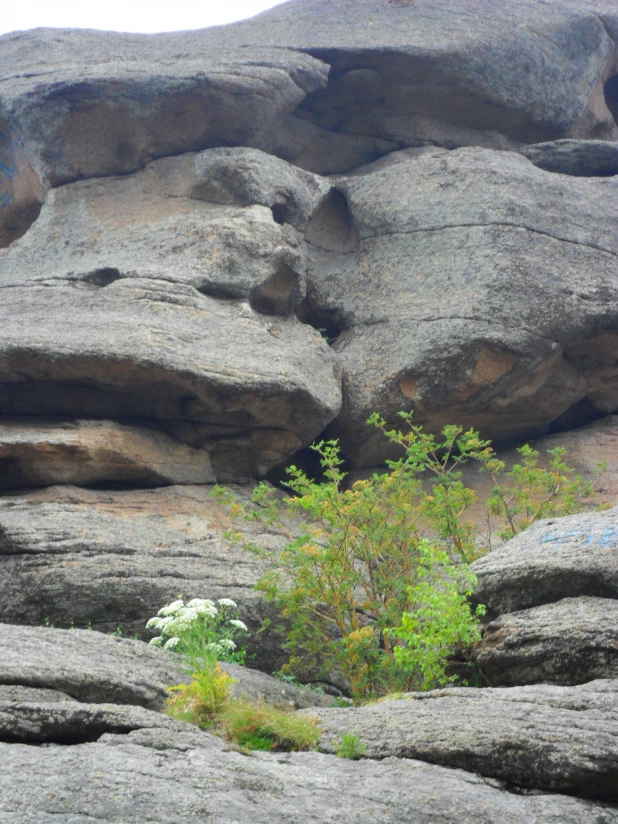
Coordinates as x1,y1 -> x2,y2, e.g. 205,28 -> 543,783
146,617 -> 161,630
164,636 -> 182,650
148,637 -> 163,647
217,598 -> 237,608
219,639 -> 236,650
229,619 -> 248,631
158,599 -> 184,617
187,598 -> 215,609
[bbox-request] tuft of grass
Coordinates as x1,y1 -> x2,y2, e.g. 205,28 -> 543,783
216,698 -> 320,752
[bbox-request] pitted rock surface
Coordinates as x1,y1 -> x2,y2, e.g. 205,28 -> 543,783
305,679 -> 618,799
471,507 -> 618,616
474,596 -> 618,686
1,725 -> 617,824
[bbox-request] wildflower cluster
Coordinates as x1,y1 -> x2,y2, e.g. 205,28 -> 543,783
146,597 -> 249,667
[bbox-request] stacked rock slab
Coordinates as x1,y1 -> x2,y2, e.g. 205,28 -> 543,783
472,507 -> 618,686
1,0 -> 618,819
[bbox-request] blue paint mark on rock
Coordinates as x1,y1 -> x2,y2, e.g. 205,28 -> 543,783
0,131 -> 19,208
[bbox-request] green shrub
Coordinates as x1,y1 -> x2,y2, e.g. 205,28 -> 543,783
220,413 -> 593,702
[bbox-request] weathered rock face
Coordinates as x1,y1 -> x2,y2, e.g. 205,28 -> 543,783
475,597 -> 618,686
306,679 -> 618,799
0,147 -> 342,481
2,726 -> 616,824
471,507 -> 618,616
0,30 -> 329,186
305,147 -> 618,465
0,485 -> 291,672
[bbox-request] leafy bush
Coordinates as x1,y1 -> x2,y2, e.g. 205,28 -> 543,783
146,597 -> 249,669
216,698 -> 320,752
223,413 -> 593,702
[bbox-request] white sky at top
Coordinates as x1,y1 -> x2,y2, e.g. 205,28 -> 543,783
0,0 -> 288,37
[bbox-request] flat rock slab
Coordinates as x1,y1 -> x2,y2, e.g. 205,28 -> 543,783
306,146 -> 618,466
306,679 -> 618,799
0,419 -> 215,490
0,700 -> 183,744
1,725 -> 616,823
471,507 -> 618,616
0,623 -> 187,710
520,140 -> 618,177
0,484 -> 291,670
474,597 -> 618,686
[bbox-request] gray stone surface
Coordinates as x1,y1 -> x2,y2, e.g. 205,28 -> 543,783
471,507 -> 618,616
0,685 -> 74,703
0,419 -> 215,490
521,140 -> 618,176
474,597 -> 618,686
306,679 -> 618,799
222,662 -> 341,709
0,623 -> 188,709
1,725 -> 616,823
0,283 -> 340,483
0,485 -> 291,671
306,147 -> 618,466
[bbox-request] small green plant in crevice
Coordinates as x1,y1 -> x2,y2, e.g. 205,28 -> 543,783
146,597 -> 249,669
216,698 -> 320,752
333,733 -> 367,760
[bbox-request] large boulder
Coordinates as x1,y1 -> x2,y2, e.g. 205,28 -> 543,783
471,506 -> 618,616
303,147 -> 618,465
0,30 -> 329,187
1,725 -> 615,823
206,0 -> 618,155
474,597 -> 618,686
306,679 -> 618,799
0,485 -> 289,672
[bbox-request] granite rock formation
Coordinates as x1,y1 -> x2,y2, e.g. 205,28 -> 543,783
1,0 -> 618,819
